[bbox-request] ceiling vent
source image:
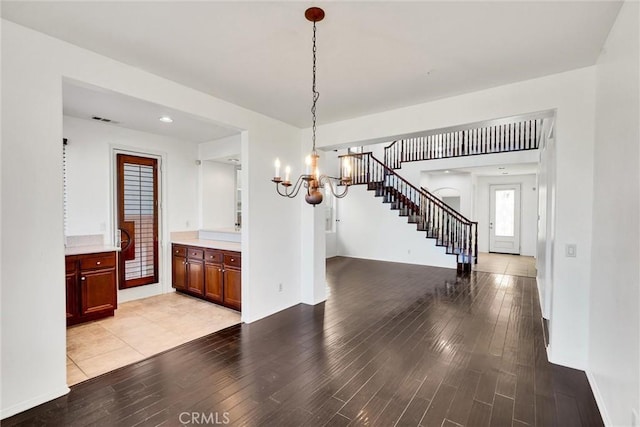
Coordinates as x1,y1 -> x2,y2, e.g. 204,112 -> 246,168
91,116 -> 119,124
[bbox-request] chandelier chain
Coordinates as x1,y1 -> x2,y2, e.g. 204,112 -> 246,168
311,21 -> 319,152
271,8 -> 350,206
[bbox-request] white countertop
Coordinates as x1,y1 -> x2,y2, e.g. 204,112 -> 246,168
65,245 -> 121,256
171,239 -> 241,252
200,227 -> 241,234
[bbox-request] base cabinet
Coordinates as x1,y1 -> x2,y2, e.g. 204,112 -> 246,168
66,251 -> 118,326
204,263 -> 224,304
172,244 -> 241,311
172,247 -> 188,291
223,268 -> 241,311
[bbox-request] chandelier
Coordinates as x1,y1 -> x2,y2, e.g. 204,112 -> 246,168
271,7 -> 351,206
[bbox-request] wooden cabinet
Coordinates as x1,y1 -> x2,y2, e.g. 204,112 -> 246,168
66,251 -> 118,326
66,272 -> 78,320
204,251 -> 224,304
222,252 -> 241,311
172,244 -> 241,311
172,249 -> 187,291
187,248 -> 204,296
223,268 -> 242,311
172,245 -> 204,295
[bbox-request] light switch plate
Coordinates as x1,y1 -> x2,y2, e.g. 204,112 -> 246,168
565,244 -> 577,257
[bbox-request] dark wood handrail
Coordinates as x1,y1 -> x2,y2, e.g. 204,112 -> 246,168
339,152 -> 478,265
341,152 -> 474,224
383,115 -> 549,169
420,187 -> 474,225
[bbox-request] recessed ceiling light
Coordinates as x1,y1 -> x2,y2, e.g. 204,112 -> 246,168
444,170 -> 450,174
502,172 -> 509,175
498,167 -> 506,170
159,116 -> 173,123
228,158 -> 240,163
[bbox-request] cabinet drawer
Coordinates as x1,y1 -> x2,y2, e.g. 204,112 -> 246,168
224,252 -> 241,268
205,250 -> 223,264
80,252 -> 116,270
172,245 -> 187,257
187,248 -> 204,260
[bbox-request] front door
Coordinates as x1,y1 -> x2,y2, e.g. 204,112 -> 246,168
116,154 -> 159,289
489,184 -> 521,254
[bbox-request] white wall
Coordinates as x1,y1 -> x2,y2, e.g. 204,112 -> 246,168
201,160 -> 237,229
336,185 -> 457,269
199,134 -> 241,161
1,20 -> 302,419
536,136 -> 556,320
588,2 -> 639,425
363,140 -> 540,186
423,173 -> 474,219
63,115 -> 200,302
326,232 -> 337,258
475,174 -> 538,257
311,67 -> 596,369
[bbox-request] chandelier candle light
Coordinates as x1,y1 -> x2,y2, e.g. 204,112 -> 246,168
271,7 -> 351,206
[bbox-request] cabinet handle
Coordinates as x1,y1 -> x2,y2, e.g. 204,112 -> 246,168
96,261 -> 101,265
230,258 -> 235,262
81,277 -> 86,281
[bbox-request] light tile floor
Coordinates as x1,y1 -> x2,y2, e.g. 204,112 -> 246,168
473,252 -> 537,277
66,292 -> 241,385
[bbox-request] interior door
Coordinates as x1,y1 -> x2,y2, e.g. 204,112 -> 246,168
117,154 -> 159,289
489,184 -> 521,254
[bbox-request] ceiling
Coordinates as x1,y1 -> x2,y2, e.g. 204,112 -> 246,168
3,1 -> 622,128
429,163 -> 538,177
63,80 -> 239,142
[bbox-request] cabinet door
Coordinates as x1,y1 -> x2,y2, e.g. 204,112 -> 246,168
172,255 -> 187,290
80,268 -> 116,316
223,268 -> 241,311
204,263 -> 224,303
66,272 -> 78,321
187,260 -> 204,296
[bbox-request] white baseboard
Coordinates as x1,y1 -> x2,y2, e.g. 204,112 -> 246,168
535,276 -> 548,318
586,369 -> 612,427
0,385 -> 70,420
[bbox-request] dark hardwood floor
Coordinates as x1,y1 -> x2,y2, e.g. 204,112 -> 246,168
4,257 -> 602,427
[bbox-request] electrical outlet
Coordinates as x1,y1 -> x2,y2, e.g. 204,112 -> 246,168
278,283 -> 283,292
565,244 -> 577,257
186,220 -> 191,228
407,249 -> 411,255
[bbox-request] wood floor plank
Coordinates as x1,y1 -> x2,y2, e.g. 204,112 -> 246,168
514,364 -> 536,424
446,369 -> 481,425
489,394 -> 515,427
2,257 -> 603,427
467,400 -> 492,427
419,383 -> 458,427
496,371 -> 517,398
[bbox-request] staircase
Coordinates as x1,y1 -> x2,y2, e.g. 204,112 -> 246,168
383,112 -> 551,169
340,152 -> 478,268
